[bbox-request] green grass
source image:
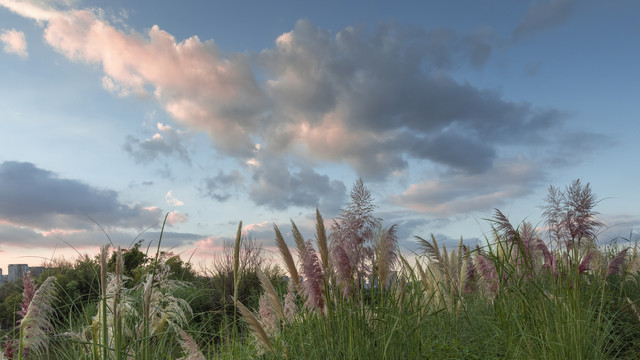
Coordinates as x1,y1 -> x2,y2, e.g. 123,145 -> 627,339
3,180 -> 640,359
3,234 -> 639,360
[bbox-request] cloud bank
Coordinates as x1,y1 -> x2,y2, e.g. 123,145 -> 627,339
0,1 -> 604,219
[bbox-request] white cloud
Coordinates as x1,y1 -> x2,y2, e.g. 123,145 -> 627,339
0,0 -> 59,22
165,190 -> 184,207
42,10 -> 267,157
1,28 -> 28,58
123,122 -> 192,165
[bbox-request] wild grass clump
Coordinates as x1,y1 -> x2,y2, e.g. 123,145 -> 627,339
2,178 -> 640,359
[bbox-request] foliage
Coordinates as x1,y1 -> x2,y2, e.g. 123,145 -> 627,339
2,178 -> 640,359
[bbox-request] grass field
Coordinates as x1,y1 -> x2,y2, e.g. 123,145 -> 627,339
2,179 -> 640,359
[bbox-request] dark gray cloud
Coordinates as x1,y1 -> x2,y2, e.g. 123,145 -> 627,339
462,27 -> 497,69
514,0 -> 577,41
0,161 -> 163,231
258,20 -> 565,178
198,170 -> 245,202
392,159 -> 548,216
597,214 -> 640,245
123,123 -> 191,165
0,224 -> 203,249
248,154 -> 346,216
546,131 -> 614,168
407,130 -> 496,174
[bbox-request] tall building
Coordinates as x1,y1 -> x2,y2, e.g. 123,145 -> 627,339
29,266 -> 46,278
8,264 -> 29,283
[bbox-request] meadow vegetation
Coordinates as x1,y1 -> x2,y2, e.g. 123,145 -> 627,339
1,179 -> 639,359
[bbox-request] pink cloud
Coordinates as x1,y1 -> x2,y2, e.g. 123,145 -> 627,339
166,211 -> 188,226
42,9 -> 266,156
1,28 -> 28,58
243,221 -> 270,233
40,228 -> 86,237
0,0 -> 60,22
193,236 -> 226,256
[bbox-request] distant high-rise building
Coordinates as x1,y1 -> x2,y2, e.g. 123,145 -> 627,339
29,266 -> 46,279
8,264 -> 29,283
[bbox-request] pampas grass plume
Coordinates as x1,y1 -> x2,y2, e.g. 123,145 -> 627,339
257,269 -> 285,322
235,298 -> 274,353
299,240 -> 325,313
274,224 -> 301,293
607,248 -> 630,277
18,276 -> 57,357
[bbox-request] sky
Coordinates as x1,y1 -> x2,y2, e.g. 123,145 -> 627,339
0,0 -> 639,273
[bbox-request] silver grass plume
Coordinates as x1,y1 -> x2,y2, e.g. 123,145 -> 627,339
315,209 -> 330,274
375,224 -> 398,288
578,252 -> 595,274
18,276 -> 57,358
475,249 -> 498,296
330,178 -> 380,291
283,280 -> 298,321
139,264 -> 192,336
492,209 -> 517,244
19,272 -> 36,321
258,269 -> 285,322
299,240 -> 325,313
258,293 -> 278,336
542,180 -> 602,249
291,220 -> 307,257
177,328 -> 206,360
416,234 -> 444,273
233,221 -> 242,311
607,248 -> 630,277
274,224 -> 301,294
332,242 -> 353,298
235,298 -> 274,353
462,245 -> 477,295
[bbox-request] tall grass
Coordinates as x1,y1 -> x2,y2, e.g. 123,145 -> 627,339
2,179 -> 640,359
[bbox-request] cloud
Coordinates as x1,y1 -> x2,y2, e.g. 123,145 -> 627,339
248,153 -> 346,215
198,170 -> 244,202
4,4 -> 602,214
123,122 -> 191,165
0,0 -> 65,22
0,161 -> 163,231
125,230 -> 205,248
193,236 -> 226,256
258,20 -> 564,178
514,0 -> 577,41
165,190 -> 184,207
166,211 -> 188,226
1,28 -> 28,58
392,159 -> 547,216
26,8 -> 527,180
42,8 -> 267,157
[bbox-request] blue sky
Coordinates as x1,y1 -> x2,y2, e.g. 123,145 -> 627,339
0,0 -> 638,272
